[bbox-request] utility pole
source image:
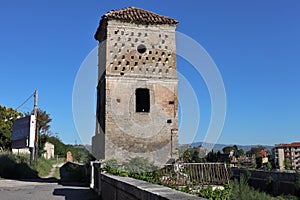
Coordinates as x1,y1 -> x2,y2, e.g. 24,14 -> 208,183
33,90 -> 38,163
30,90 -> 38,165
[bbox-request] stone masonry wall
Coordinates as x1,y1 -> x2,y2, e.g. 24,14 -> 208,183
94,19 -> 179,165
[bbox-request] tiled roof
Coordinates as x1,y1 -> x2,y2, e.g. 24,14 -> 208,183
102,7 -> 179,25
275,142 -> 300,148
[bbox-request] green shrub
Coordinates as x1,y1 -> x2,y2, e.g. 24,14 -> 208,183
33,157 -> 52,177
198,185 -> 232,200
0,152 -> 38,179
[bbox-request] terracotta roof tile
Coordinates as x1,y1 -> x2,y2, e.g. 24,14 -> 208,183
102,7 -> 178,25
95,7 -> 178,41
275,142 -> 300,148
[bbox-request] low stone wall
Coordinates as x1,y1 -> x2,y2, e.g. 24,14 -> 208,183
90,162 -> 206,200
232,168 -> 296,195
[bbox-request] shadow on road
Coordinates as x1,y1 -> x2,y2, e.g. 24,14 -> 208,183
53,188 -> 98,200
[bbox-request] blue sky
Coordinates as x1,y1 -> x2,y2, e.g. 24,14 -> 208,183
0,1 -> 299,146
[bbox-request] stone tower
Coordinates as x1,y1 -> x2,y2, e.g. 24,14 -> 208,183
92,7 -> 179,165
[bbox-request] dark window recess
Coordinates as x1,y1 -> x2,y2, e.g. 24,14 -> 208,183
169,101 -> 174,105
136,88 -> 150,112
167,119 -> 172,123
137,44 -> 147,54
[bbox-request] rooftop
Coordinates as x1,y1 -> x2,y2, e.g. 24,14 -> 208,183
275,142 -> 300,148
101,7 -> 179,25
95,7 -> 179,41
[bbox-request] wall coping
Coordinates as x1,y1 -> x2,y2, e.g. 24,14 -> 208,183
101,172 -> 206,200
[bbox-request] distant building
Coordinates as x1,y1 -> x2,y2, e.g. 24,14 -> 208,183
42,142 -> 54,160
230,155 -> 256,168
273,142 -> 300,170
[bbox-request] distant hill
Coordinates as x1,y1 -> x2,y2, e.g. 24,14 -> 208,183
182,142 -> 274,152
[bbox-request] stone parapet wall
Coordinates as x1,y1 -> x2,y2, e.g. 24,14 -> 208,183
90,162 -> 206,200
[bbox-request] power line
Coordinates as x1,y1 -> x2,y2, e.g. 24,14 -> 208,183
15,92 -> 34,111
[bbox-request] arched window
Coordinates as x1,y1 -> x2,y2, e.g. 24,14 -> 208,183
136,88 -> 150,112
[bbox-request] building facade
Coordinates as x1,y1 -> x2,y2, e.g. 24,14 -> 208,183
92,7 -> 179,165
42,142 -> 54,160
273,142 -> 300,170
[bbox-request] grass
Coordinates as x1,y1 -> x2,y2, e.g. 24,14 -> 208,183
0,152 -> 38,179
54,167 -> 60,180
0,151 -> 53,179
230,176 -> 300,200
33,157 -> 52,177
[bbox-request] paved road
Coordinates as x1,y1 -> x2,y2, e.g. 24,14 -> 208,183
0,179 -> 98,200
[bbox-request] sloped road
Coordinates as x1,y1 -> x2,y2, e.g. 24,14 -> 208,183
0,179 -> 98,200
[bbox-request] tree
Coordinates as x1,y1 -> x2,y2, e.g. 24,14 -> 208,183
266,162 -> 272,170
25,109 -> 52,156
36,109 -> 52,134
284,158 -> 291,170
236,149 -> 245,158
295,170 -> 300,195
247,146 -> 265,157
222,146 -> 235,154
0,106 -> 23,150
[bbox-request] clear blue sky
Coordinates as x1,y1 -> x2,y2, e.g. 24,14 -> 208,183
0,1 -> 299,146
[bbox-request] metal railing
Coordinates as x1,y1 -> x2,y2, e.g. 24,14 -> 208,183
159,163 -> 229,186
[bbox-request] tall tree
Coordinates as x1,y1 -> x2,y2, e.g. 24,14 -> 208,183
36,109 -> 52,134
0,106 -> 23,150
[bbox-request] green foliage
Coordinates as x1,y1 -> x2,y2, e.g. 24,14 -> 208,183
230,175 -> 271,200
0,152 -> 38,179
198,185 -> 232,200
252,162 -> 257,169
0,106 -> 23,150
284,158 -> 291,170
54,167 -> 60,179
33,156 -> 52,177
267,162 -> 272,170
222,145 -> 244,158
256,157 -> 263,169
223,146 -> 236,154
41,135 -> 93,163
179,146 -> 207,163
104,157 -> 299,200
295,170 -> 300,196
36,109 -> 52,134
104,157 -> 160,183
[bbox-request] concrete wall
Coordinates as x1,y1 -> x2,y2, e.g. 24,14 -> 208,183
232,168 -> 297,195
90,163 -> 206,200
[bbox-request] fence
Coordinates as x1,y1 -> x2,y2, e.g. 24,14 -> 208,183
90,162 -> 206,200
159,163 -> 230,186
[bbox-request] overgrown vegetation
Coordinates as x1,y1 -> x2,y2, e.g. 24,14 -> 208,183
103,157 -> 299,200
33,156 -> 52,177
54,166 -> 60,180
0,106 -> 24,150
0,151 -> 53,179
103,157 -> 160,183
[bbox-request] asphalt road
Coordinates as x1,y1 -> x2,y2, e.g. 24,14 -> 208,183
0,179 -> 98,200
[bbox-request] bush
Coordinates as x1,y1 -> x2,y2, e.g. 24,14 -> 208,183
198,185 -> 232,200
0,152 -> 38,179
104,157 -> 160,183
33,157 -> 52,177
